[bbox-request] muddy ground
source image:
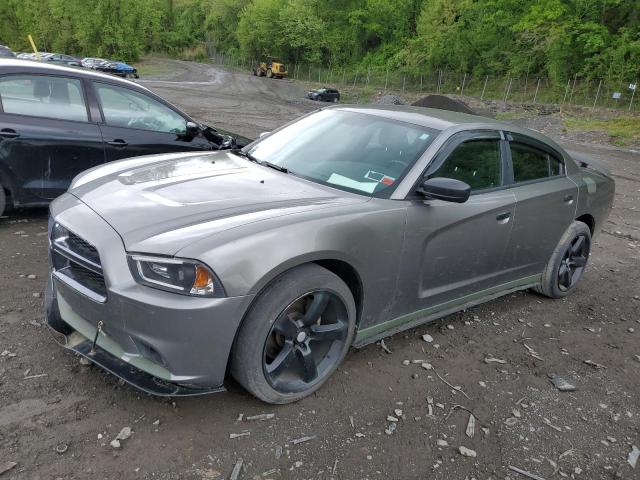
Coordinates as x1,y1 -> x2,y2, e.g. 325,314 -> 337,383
1,60 -> 639,480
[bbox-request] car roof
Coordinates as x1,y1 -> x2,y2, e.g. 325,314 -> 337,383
332,104 -> 564,151
0,58 -> 149,92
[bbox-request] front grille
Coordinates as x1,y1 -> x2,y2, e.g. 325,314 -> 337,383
50,221 -> 106,302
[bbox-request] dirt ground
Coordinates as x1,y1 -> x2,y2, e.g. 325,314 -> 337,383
1,60 -> 639,480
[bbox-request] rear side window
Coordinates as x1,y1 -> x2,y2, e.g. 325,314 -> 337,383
510,143 -> 562,182
0,75 -> 88,122
428,139 -> 502,191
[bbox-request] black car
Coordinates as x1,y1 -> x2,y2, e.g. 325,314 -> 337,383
307,87 -> 340,102
46,54 -> 81,67
0,59 -> 250,216
0,45 -> 16,58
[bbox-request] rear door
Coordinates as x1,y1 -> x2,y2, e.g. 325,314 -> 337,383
91,81 -> 214,162
397,131 -> 517,314
0,74 -> 105,203
502,132 -> 578,277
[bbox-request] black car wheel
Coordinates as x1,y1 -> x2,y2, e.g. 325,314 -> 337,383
535,220 -> 591,298
231,264 -> 356,404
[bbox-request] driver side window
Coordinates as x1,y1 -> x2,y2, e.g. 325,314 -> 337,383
428,139 -> 502,191
93,82 -> 187,134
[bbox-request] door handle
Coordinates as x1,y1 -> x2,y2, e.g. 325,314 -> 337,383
496,211 -> 511,223
107,139 -> 128,147
563,194 -> 574,204
0,128 -> 19,139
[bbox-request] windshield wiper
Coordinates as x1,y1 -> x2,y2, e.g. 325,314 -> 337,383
231,148 -> 289,174
231,148 -> 259,163
260,161 -> 288,173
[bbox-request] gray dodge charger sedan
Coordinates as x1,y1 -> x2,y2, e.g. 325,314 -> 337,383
45,106 -> 614,403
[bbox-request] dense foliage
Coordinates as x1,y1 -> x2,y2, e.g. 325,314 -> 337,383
1,0 -> 638,84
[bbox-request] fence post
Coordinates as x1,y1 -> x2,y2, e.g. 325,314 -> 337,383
308,65 -> 311,81
342,69 -> 346,85
353,71 -> 358,88
503,77 -> 512,102
533,78 -> 541,103
420,74 -> 423,91
629,80 -> 637,111
402,75 -> 406,92
568,74 -> 577,105
460,73 -> 467,97
480,75 -> 488,100
385,68 -> 389,89
592,79 -> 602,112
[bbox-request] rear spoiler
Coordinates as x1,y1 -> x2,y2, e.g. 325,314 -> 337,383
566,150 -> 612,177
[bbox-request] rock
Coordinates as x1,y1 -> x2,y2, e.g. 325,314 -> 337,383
79,357 -> 91,366
422,334 -> 434,343
386,415 -> 399,422
116,426 -> 132,441
421,362 -> 433,370
629,328 -> 635,333
0,462 -> 17,475
291,435 -> 315,445
384,423 -> 396,435
628,445 -> 640,469
293,461 -> 303,468
32,292 -> 41,298
27,274 -> 37,279
551,376 -> 577,392
584,359 -> 606,369
152,419 -> 160,426
402,360 -> 410,366
459,446 -> 477,458
229,432 -> 250,439
446,324 -> 454,330
437,439 -> 449,447
97,433 -> 103,440
110,439 -> 121,449
512,409 -> 521,418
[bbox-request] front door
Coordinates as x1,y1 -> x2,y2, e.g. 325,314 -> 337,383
396,132 -> 517,316
91,81 -> 214,162
0,74 -> 105,203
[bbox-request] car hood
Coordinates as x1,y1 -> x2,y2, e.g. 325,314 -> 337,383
70,151 -> 367,255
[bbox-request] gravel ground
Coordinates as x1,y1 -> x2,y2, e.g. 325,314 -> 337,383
1,60 -> 639,480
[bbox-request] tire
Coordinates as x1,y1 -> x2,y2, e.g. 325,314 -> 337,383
230,264 -> 356,404
0,186 -> 6,218
266,68 -> 273,78
534,220 -> 591,299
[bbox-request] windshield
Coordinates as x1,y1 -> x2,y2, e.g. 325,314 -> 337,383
247,110 -> 438,197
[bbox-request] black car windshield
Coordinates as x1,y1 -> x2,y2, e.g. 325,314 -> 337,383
247,109 -> 439,198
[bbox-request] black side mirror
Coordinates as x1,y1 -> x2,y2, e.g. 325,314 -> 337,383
417,177 -> 471,203
185,121 -> 200,137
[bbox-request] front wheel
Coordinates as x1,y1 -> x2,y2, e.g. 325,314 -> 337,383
266,68 -> 273,78
230,264 -> 356,404
535,220 -> 591,298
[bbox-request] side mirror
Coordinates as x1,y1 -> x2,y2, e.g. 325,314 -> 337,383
417,177 -> 471,203
259,131 -> 270,138
185,121 -> 200,137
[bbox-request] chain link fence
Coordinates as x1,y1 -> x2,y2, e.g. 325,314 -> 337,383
209,52 -> 639,113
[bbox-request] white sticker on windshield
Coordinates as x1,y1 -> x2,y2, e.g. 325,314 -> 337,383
419,133 -> 430,140
327,173 -> 377,193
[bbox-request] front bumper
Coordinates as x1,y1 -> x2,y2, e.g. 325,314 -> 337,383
46,194 -> 254,396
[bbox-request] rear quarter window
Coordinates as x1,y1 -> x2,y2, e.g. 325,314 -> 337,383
510,142 -> 563,183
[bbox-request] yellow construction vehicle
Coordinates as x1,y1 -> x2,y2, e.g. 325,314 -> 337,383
252,58 -> 288,79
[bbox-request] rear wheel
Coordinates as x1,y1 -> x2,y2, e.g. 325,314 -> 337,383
535,221 -> 591,298
231,264 -> 356,404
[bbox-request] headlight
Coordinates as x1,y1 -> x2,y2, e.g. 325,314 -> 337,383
127,255 -> 224,297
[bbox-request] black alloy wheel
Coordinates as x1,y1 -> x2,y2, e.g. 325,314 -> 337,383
263,290 -> 349,393
557,233 -> 590,291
